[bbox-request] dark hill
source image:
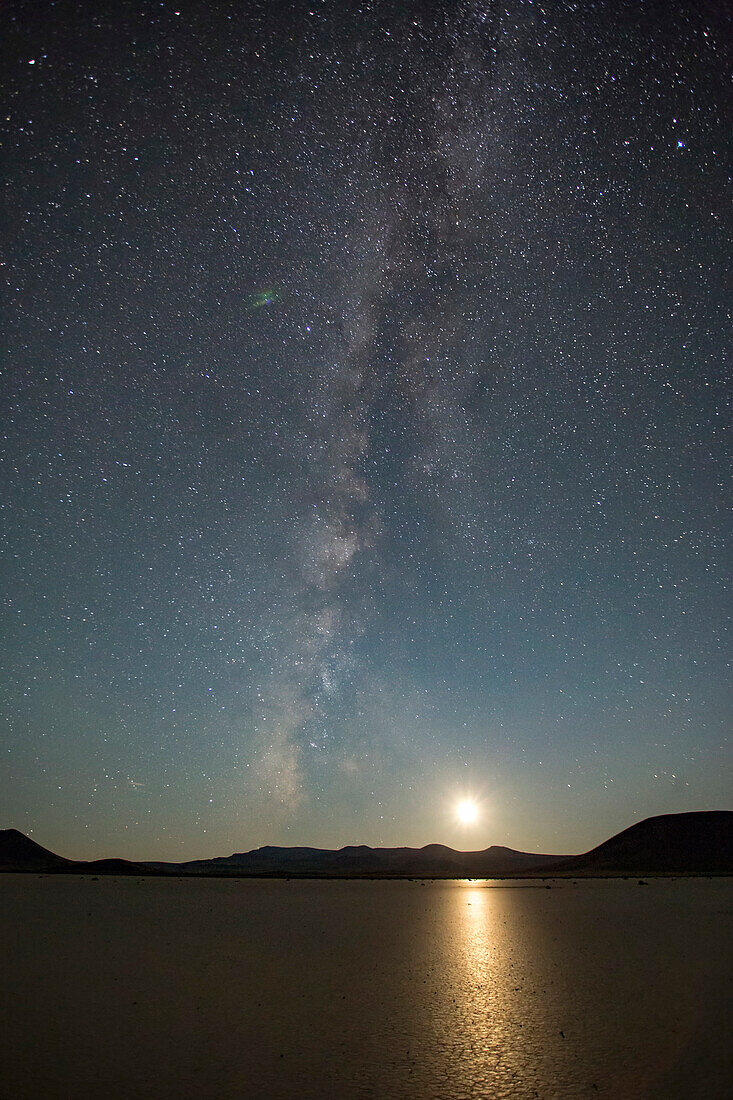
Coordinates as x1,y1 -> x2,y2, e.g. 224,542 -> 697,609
557,811 -> 733,874
0,828 -> 74,872
0,829 -> 153,875
81,858 -> 151,875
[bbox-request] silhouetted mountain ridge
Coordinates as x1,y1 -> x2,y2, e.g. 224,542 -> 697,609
2,811 -> 731,876
550,811 -> 733,873
175,841 -> 563,876
0,828 -> 74,872
0,829 -> 148,875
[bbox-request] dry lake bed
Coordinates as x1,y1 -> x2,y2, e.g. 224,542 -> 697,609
2,875 -> 731,1099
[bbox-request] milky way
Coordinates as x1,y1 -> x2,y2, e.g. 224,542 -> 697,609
2,0 -> 730,858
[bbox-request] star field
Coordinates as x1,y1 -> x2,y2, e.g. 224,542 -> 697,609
1,0 -> 730,859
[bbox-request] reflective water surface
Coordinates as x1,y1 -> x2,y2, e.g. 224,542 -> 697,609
2,876 -> 731,1098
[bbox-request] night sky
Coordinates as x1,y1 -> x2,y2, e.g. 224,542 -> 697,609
2,0 -> 730,860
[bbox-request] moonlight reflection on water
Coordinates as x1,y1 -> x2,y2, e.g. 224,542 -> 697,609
1,876 -> 731,1099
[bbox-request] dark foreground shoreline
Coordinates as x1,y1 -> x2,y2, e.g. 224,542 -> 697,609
8,869 -> 733,882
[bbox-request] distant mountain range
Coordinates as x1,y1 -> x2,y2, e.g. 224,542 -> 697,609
154,842 -> 565,878
2,811 -> 731,877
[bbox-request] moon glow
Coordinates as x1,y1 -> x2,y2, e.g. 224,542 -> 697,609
456,800 -> 479,825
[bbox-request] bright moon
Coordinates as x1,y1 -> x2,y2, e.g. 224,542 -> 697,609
456,799 -> 479,825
